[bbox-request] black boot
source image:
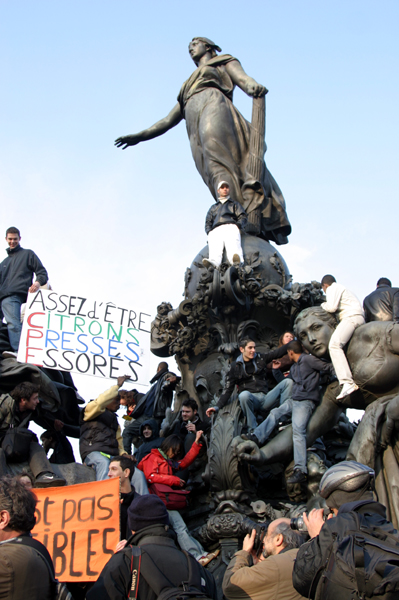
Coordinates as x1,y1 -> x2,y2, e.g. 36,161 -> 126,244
240,432 -> 261,447
286,469 -> 307,485
35,472 -> 66,488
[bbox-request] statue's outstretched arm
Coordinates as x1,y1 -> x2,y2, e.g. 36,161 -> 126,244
225,60 -> 268,98
115,103 -> 183,149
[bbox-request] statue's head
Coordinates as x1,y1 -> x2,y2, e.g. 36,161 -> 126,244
294,306 -> 337,358
189,37 -> 221,65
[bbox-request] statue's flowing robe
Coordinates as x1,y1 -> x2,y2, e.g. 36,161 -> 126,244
178,55 -> 291,244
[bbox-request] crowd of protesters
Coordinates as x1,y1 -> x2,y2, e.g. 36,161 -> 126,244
1,226 -> 399,598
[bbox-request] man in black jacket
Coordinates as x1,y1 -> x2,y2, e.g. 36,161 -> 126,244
0,227 -> 48,352
363,277 -> 399,323
202,181 -> 247,269
87,494 -> 217,600
107,455 -> 139,540
242,340 -> 335,485
292,461 -> 398,600
206,338 -> 292,431
172,398 -> 209,454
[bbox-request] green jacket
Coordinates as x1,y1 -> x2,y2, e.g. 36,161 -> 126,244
0,394 -> 33,441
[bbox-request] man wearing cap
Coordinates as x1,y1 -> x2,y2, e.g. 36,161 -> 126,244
292,460 -> 398,599
87,495 -> 217,600
203,182 -> 247,269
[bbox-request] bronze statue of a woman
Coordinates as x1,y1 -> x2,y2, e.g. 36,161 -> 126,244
115,37 -> 291,245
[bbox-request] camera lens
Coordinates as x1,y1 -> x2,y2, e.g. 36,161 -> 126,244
290,516 -> 307,532
241,517 -> 269,554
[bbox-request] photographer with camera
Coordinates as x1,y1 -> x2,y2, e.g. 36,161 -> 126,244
292,461 -> 399,600
223,518 -> 305,600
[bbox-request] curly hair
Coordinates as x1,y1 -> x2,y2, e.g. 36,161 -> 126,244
14,471 -> 35,488
0,476 -> 37,532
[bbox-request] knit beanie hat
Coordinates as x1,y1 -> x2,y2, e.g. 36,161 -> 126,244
127,494 -> 169,532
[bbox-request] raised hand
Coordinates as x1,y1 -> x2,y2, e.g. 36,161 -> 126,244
195,430 -> 204,444
117,375 -> 131,386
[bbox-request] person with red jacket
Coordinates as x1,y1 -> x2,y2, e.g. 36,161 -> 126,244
138,430 -> 203,488
137,430 -> 210,562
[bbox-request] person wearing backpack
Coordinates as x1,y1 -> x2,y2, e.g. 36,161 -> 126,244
292,460 -> 399,600
87,494 -> 217,600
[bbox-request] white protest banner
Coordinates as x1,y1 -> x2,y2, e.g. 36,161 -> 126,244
17,289 -> 151,386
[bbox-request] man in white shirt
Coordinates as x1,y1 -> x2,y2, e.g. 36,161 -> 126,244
321,274 -> 365,400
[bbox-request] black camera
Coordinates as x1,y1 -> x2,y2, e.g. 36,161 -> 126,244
290,515 -> 307,532
290,508 -> 331,532
241,517 -> 269,555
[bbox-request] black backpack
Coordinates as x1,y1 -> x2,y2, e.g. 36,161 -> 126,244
317,510 -> 399,600
129,546 -> 212,600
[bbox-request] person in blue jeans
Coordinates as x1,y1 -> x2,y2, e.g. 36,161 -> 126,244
0,226 -> 48,353
242,340 -> 335,485
206,338 -> 292,430
79,375 -> 131,480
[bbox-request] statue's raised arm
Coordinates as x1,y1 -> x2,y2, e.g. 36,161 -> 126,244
115,36 -> 291,245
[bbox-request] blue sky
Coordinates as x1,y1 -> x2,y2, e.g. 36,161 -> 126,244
1,0 -> 398,407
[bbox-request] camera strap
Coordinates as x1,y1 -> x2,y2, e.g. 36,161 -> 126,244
129,546 -> 142,599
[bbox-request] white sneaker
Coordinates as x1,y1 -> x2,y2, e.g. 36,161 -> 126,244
337,382 -> 359,400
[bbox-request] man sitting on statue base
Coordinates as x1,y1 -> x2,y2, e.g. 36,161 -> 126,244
202,181 -> 247,269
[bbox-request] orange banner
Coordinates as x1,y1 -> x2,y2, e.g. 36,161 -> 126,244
31,478 -> 120,582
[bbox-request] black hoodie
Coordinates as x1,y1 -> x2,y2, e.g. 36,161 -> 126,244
134,418 -> 162,463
